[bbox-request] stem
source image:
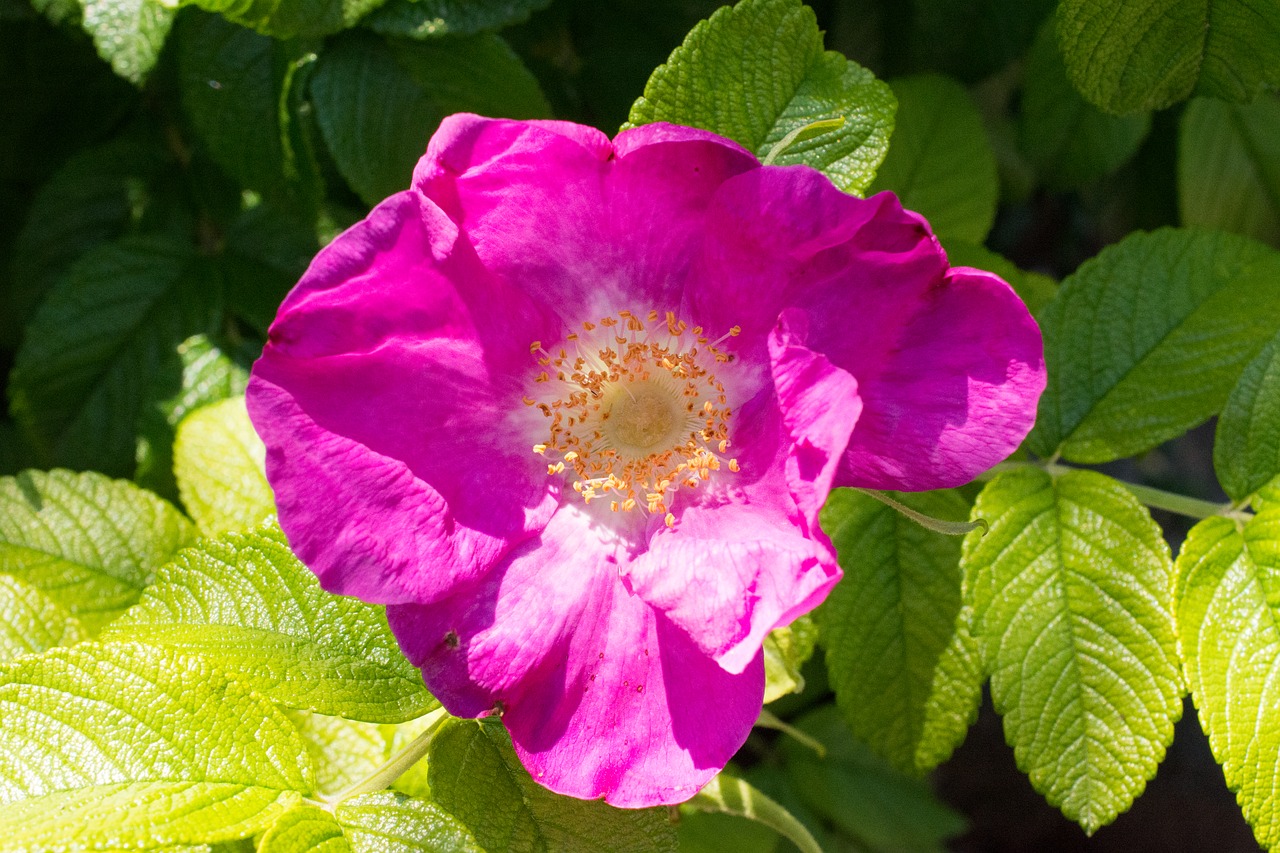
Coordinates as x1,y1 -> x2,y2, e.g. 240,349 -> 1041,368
321,707 -> 448,808
980,460 -> 1243,521
857,488 -> 988,536
762,116 -> 846,165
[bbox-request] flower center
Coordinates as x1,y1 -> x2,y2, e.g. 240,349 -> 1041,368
524,309 -> 741,526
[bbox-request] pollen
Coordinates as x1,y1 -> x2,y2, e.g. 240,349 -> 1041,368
525,309 -> 741,515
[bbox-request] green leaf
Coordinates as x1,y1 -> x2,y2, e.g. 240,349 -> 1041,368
942,240 -> 1057,318
136,334 -> 253,501
0,642 -> 312,847
962,468 -> 1182,833
259,794 -> 482,853
0,469 -> 196,633
1216,330 -> 1280,503
178,12 -> 320,207
1019,19 -> 1150,189
364,0 -> 551,39
4,132 -> 167,345
337,792 -> 484,852
686,771 -> 821,853
818,488 -> 981,776
181,0 -> 385,39
427,719 -> 678,852
1028,228 -> 1280,463
103,523 -> 435,722
289,712 -> 391,798
222,202 -> 319,335
311,31 -> 550,205
81,0 -> 176,83
1175,509 -> 1280,850
1178,94 -> 1280,248
260,805 -> 351,853
626,0 -> 896,196
0,573 -> 88,660
866,74 -> 997,243
8,235 -> 223,476
762,614 -> 815,703
1056,0 -> 1280,114
174,395 -> 274,537
781,706 -> 965,852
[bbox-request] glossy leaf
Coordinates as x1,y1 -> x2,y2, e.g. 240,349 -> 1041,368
1175,509 -> 1280,850
819,488 -> 981,776
0,469 -> 195,633
427,719 -> 678,852
867,74 -> 997,243
1178,94 -> 1280,247
0,642 -> 311,847
1057,0 -> 1280,113
1028,229 -> 1280,463
962,468 -> 1182,832
626,0 -> 895,196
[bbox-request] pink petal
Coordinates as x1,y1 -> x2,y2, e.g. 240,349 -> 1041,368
691,166 -> 1043,489
387,505 -> 762,806
837,265 -> 1046,489
413,114 -> 759,318
247,191 -> 557,605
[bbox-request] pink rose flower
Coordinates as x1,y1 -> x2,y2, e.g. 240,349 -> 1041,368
247,115 -> 1044,806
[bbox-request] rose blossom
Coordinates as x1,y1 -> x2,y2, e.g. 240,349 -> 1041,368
247,114 -> 1044,807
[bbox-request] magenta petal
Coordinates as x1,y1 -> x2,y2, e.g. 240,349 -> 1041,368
413,114 -> 759,315
628,505 -> 840,674
247,191 -> 557,604
837,265 -> 1046,489
387,505 -> 763,806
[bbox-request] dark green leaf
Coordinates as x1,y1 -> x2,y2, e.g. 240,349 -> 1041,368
781,706 -> 965,853
1028,229 -> 1280,463
103,523 -> 435,722
311,31 -> 550,204
1020,19 -> 1150,189
867,74 -> 997,243
8,235 -> 223,476
363,0 -> 551,39
0,469 -> 196,634
626,0 -> 896,196
818,488 -> 981,776
962,468 -> 1181,832
178,12 -> 321,208
4,131 -> 169,346
1057,0 -> 1280,113
1215,330 -> 1280,502
1178,94 -> 1280,248
427,719 -> 678,852
181,0 -> 386,39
